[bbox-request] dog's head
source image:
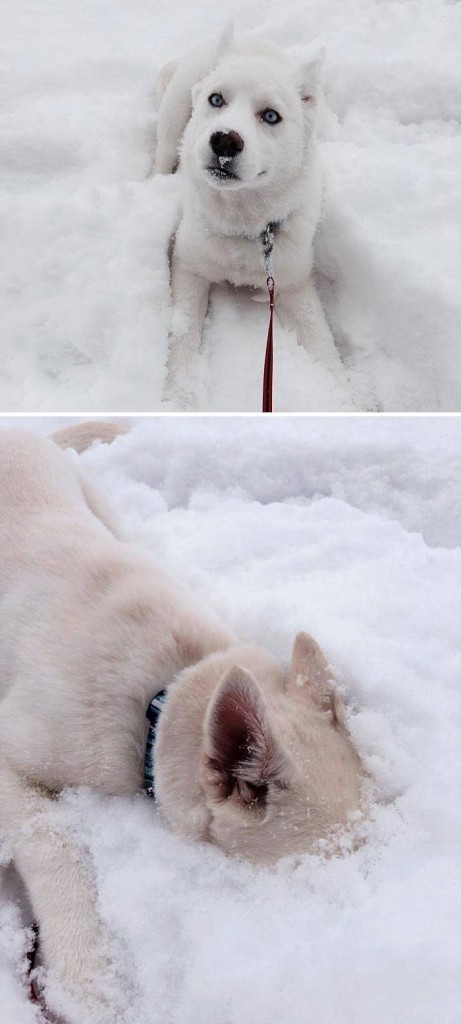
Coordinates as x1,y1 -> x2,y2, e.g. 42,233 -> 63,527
182,35 -> 323,194
155,633 -> 365,863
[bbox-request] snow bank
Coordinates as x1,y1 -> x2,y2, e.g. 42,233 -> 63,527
1,416 -> 460,1022
2,0 -> 461,411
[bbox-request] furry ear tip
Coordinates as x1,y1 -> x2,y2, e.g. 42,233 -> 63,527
294,629 -> 313,643
293,631 -> 319,656
290,630 -> 336,696
300,46 -> 326,100
218,19 -> 235,52
219,663 -> 257,694
304,44 -> 326,69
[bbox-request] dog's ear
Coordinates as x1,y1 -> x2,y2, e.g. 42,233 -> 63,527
289,631 -> 344,724
298,47 -> 325,103
202,666 -> 290,806
217,19 -> 235,58
191,81 -> 202,108
191,22 -> 235,109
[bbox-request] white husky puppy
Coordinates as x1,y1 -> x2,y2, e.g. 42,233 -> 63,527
156,29 -> 344,406
0,424 -> 364,1020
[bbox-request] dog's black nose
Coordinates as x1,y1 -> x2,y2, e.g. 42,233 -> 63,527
210,131 -> 244,158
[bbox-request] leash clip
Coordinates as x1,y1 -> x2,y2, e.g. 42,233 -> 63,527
261,222 -> 275,282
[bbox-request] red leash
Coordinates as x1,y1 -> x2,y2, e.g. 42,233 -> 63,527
27,923 -> 50,1021
27,923 -> 40,1002
263,275 -> 275,413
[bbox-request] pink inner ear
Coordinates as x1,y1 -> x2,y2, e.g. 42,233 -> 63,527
204,667 -> 291,798
207,675 -> 270,779
203,668 -> 293,806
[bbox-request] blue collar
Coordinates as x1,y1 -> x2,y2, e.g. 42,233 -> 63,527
144,690 -> 167,797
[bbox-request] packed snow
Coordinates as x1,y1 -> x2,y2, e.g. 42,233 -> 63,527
1,415 -> 461,1023
2,0 -> 461,412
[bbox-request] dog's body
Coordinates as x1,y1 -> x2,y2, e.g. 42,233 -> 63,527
0,425 -> 364,1020
156,31 -> 345,407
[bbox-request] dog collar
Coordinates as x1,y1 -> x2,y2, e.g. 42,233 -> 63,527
144,690 -> 167,797
216,219 -> 282,242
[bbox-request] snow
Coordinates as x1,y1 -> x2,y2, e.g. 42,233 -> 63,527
2,0 -> 461,412
1,415 -> 461,1022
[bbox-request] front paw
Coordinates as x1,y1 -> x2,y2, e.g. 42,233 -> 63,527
163,341 -> 209,410
36,929 -> 136,1024
44,956 -> 137,1024
163,368 -> 199,410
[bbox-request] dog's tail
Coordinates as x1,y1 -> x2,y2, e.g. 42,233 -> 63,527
50,420 -> 130,454
50,421 -> 130,537
154,22 -> 235,175
156,58 -> 178,103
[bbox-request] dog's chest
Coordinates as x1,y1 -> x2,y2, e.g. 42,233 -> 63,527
223,236 -> 266,287
187,231 -> 267,289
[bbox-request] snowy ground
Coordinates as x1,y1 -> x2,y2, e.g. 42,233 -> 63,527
1,415 -> 461,1022
2,0 -> 461,412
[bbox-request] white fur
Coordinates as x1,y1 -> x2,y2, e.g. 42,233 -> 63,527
0,425 -> 232,1020
155,31 -> 346,407
0,424 -> 364,1020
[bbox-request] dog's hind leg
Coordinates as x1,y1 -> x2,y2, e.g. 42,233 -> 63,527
0,767 -> 119,1021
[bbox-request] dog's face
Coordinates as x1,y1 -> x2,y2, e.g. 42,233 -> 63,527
199,633 -> 364,862
155,632 -> 364,864
184,51 -> 320,194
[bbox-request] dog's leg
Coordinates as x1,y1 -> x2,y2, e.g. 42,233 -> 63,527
0,767 -> 121,1021
164,260 -> 210,409
277,278 -> 346,376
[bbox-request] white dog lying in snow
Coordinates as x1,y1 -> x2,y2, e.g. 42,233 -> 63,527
0,423 -> 364,1021
155,28 -> 346,407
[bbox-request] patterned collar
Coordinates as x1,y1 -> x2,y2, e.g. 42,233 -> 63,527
144,690 -> 167,797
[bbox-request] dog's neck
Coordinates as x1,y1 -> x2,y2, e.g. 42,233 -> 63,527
183,154 -> 316,240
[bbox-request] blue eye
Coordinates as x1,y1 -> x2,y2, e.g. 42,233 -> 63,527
209,93 -> 225,108
261,109 -> 282,125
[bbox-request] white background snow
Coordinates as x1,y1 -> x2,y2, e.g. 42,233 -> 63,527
2,0 -> 461,412
1,414 -> 461,1022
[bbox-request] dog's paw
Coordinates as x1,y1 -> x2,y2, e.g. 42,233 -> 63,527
42,936 -> 137,1024
163,372 -> 199,410
163,353 -> 209,410
45,966 -> 136,1024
